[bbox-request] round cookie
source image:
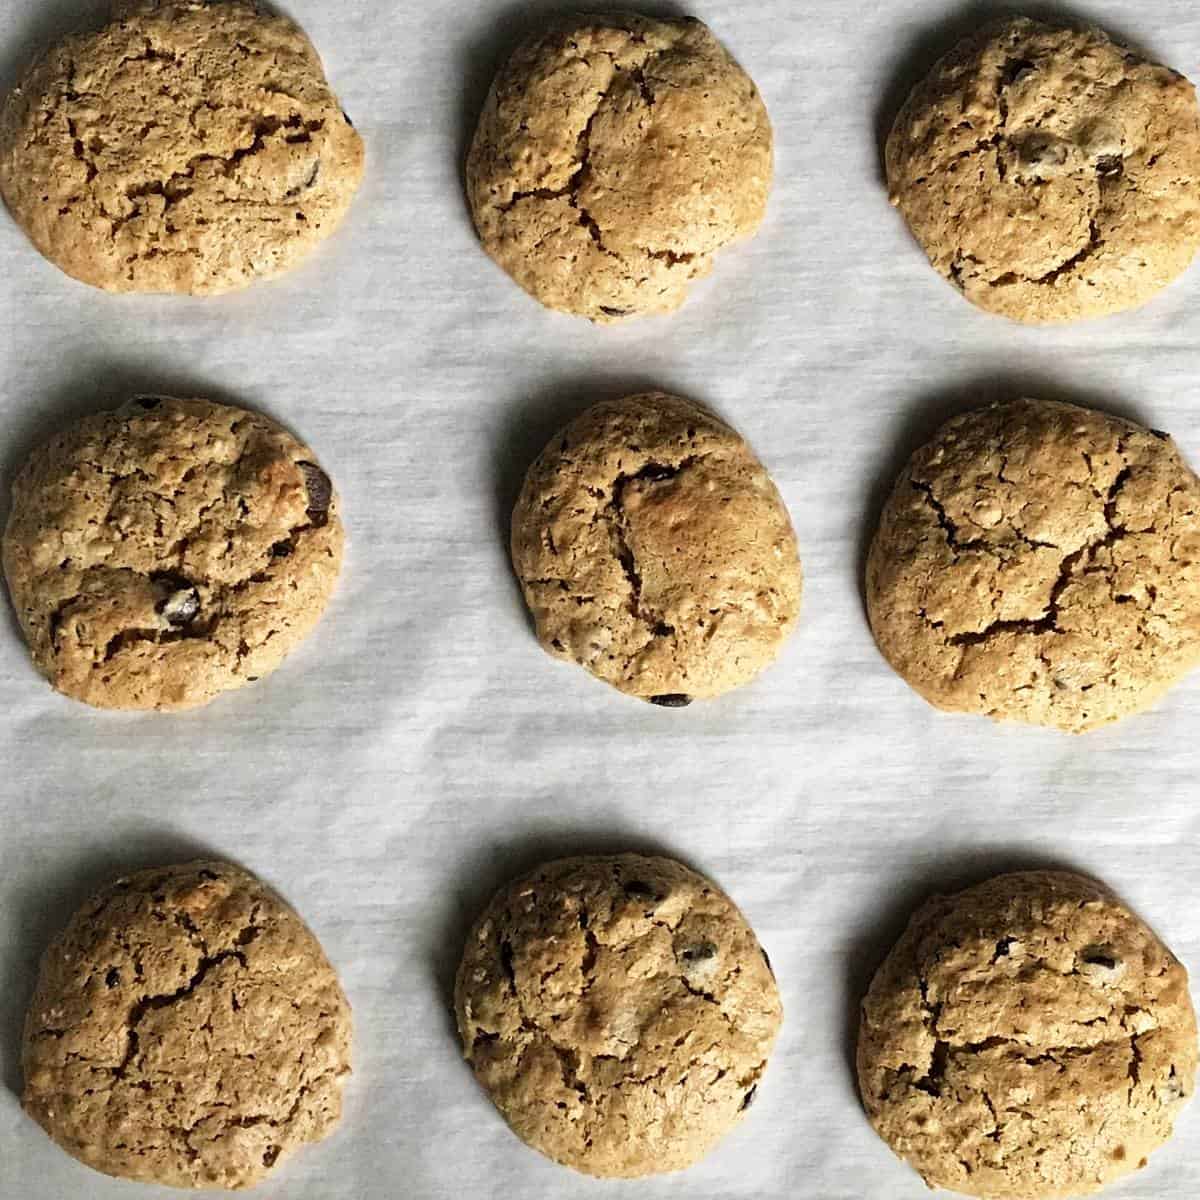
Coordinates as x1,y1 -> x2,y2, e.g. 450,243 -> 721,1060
23,860 -> 352,1189
455,853 -> 782,1177
511,392 -> 801,705
0,0 -> 364,294
886,17 -> 1200,323
467,13 -> 772,322
867,399 -> 1200,732
3,395 -> 344,711
858,870 -> 1198,1198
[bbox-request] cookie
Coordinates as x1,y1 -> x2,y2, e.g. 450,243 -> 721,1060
867,399 -> 1200,732
886,17 -> 1200,323
23,860 -> 352,1189
0,0 -> 364,294
511,392 -> 801,705
2,395 -> 344,711
858,870 -> 1197,1198
455,853 -> 781,1177
467,13 -> 772,322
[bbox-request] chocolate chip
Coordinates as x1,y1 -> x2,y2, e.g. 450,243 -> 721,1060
623,880 -> 664,903
297,461 -> 332,527
270,540 -> 293,558
599,306 -> 629,317
105,968 -> 120,988
650,694 -> 692,707
1096,154 -> 1124,178
1152,429 -> 1171,441
740,1084 -> 757,1111
681,941 -> 717,962
162,590 -> 199,626
152,573 -> 200,626
652,622 -> 675,637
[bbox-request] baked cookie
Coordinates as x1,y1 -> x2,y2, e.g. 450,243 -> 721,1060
867,399 -> 1200,732
0,0 -> 364,294
511,392 -> 801,705
455,853 -> 781,1177
23,860 -> 352,1189
886,17 -> 1200,323
858,870 -> 1197,1198
3,396 -> 344,711
467,14 -> 772,322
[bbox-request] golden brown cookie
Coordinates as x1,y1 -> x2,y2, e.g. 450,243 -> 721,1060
867,399 -> 1200,732
0,0 -> 364,294
511,392 -> 801,705
455,853 -> 782,1177
23,860 -> 352,1189
467,13 -> 772,322
858,870 -> 1198,1198
886,17 -> 1200,323
3,396 -> 344,711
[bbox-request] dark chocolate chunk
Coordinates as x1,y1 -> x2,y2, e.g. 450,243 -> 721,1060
152,573 -> 200,626
649,693 -> 692,708
623,880 -> 664,903
297,461 -> 332,527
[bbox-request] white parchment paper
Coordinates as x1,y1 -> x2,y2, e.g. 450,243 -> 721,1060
1,1 -> 1199,1196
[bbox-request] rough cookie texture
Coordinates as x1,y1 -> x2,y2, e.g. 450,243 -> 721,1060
455,854 -> 782,1177
867,399 -> 1200,732
23,860 -> 352,1189
467,13 -> 772,322
3,396 -> 344,711
886,17 -> 1200,323
0,0 -> 364,294
858,870 -> 1198,1198
511,392 -> 801,704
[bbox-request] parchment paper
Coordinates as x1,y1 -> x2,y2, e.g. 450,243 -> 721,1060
1,1 -> 1198,1196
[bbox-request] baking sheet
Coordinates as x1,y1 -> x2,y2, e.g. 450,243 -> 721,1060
2,0 -> 1199,1196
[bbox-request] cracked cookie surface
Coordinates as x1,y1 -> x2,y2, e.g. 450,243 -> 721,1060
886,17 -> 1200,323
867,399 -> 1200,732
455,853 -> 782,1177
858,870 -> 1197,1199
467,13 -> 772,322
23,860 -> 352,1190
511,392 -> 801,704
0,0 -> 364,294
2,395 -> 344,711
